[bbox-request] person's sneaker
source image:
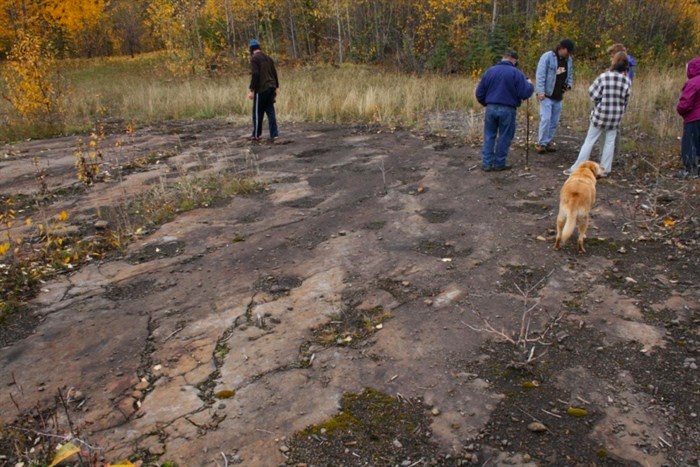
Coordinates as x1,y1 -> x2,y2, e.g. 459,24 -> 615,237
562,169 -> 572,176
535,144 -> 547,154
481,165 -> 494,172
493,164 -> 512,171
673,170 -> 690,179
599,171 -> 609,178
545,143 -> 557,152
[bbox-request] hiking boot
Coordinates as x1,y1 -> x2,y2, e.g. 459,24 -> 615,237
493,164 -> 512,171
545,143 -> 557,152
481,165 -> 494,172
535,144 -> 547,154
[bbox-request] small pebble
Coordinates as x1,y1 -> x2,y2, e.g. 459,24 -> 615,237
527,422 -> 547,432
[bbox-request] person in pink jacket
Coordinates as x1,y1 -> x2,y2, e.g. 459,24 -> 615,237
676,57 -> 700,178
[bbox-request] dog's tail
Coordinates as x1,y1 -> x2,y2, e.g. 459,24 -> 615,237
560,207 -> 577,245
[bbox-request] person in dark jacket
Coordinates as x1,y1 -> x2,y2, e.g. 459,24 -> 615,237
676,57 -> 700,178
475,50 -> 534,171
247,39 -> 279,141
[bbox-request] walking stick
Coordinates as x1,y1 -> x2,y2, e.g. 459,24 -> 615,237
525,97 -> 531,170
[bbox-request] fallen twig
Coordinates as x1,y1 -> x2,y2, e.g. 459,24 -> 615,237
164,325 -> 185,342
9,392 -> 21,413
7,425 -> 101,450
541,409 -> 562,419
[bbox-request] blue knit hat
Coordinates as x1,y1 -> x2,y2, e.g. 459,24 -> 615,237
249,39 -> 260,53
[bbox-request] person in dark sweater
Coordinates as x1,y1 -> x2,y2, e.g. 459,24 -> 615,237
475,50 -> 534,171
247,39 -> 279,141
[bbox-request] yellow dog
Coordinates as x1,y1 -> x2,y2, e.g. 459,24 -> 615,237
554,161 -> 603,253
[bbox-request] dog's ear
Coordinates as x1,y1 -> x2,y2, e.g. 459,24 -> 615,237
583,161 -> 602,176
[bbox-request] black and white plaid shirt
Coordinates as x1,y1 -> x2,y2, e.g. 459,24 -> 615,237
588,71 -> 631,129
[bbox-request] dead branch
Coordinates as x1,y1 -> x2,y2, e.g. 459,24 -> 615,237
461,319 -> 516,345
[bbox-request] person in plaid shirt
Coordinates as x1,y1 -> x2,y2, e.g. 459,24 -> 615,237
564,52 -> 631,177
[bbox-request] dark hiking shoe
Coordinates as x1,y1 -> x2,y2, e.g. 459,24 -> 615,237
493,165 -> 513,171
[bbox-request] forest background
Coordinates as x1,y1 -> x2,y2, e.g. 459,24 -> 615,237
0,0 -> 699,143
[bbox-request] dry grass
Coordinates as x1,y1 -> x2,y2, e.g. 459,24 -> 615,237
0,53 -> 688,151
61,64 -> 477,128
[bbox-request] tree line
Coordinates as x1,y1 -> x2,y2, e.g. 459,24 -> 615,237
1,0 -> 699,73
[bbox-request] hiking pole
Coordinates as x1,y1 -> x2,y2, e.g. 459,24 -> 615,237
525,97 -> 531,170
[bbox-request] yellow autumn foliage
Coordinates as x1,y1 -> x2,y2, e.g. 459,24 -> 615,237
1,31 -> 63,126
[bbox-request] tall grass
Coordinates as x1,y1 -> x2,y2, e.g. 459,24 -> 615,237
0,52 -> 688,149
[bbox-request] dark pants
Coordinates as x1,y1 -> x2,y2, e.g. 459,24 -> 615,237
252,88 -> 278,139
482,104 -> 516,168
681,120 -> 700,175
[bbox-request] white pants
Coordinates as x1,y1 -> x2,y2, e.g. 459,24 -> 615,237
569,125 -> 617,174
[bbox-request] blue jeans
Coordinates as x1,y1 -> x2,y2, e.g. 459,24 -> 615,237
538,97 -> 562,146
482,104 -> 516,168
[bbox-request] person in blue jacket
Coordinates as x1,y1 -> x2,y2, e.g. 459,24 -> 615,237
534,39 -> 575,154
475,50 -> 534,171
608,43 -> 636,81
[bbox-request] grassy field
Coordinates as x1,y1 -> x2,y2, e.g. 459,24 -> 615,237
0,52 -> 687,151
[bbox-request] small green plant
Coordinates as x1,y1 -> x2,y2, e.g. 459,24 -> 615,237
215,342 -> 229,360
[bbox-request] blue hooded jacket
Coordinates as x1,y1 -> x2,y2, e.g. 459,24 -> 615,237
475,60 -> 534,108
